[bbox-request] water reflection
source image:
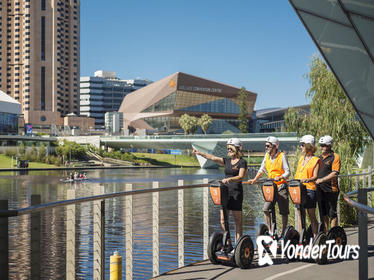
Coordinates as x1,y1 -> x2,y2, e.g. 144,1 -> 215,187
1,168 -> 263,279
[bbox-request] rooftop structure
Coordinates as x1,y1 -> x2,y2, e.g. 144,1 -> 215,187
289,0 -> 374,139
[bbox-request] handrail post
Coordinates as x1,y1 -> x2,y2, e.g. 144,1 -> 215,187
177,180 -> 184,268
152,181 -> 159,277
357,188 -> 368,280
203,178 -> 209,260
125,184 -> 133,280
337,176 -> 341,224
355,176 -> 359,190
31,194 -> 41,280
66,189 -> 76,280
368,166 -> 372,207
0,200 -> 8,279
94,186 -> 105,280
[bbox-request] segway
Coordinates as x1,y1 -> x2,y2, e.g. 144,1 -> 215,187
207,180 -> 254,269
287,180 -> 328,264
305,189 -> 347,251
247,179 -> 299,251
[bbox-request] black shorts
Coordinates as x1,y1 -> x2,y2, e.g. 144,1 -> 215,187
222,187 -> 243,211
295,189 -> 317,209
317,188 -> 339,219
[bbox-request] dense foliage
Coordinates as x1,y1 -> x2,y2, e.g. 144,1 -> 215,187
284,55 -> 370,225
238,87 -> 249,133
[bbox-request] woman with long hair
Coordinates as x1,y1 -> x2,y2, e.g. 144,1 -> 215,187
193,138 -> 247,249
295,134 -> 320,238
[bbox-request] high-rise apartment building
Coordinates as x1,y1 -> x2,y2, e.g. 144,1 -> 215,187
80,70 -> 151,128
0,0 -> 80,128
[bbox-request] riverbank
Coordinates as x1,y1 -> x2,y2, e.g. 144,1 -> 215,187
0,154 -> 58,169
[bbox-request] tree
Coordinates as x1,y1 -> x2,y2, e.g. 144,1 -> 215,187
199,114 -> 213,134
19,142 -> 26,155
284,55 -> 370,225
38,144 -> 47,162
179,114 -> 199,135
237,87 -> 249,133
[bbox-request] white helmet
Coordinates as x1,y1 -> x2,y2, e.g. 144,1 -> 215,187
319,135 -> 333,146
227,138 -> 242,147
300,135 -> 315,145
265,136 -> 279,147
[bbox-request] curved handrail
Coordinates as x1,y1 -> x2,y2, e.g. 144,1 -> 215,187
343,189 -> 374,215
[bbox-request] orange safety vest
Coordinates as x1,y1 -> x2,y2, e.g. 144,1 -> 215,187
295,156 -> 320,190
265,152 -> 286,186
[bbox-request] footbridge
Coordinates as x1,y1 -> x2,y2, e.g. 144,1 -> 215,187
100,132 -> 298,168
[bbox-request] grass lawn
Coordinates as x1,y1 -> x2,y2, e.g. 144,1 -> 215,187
133,152 -> 200,167
0,154 -> 58,169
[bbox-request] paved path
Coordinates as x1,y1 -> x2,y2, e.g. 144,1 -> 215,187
156,216 -> 374,280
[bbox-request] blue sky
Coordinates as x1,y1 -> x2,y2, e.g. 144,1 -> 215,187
80,1 -> 319,109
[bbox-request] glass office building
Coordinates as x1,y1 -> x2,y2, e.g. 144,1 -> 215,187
118,72 -> 257,134
80,71 -> 151,128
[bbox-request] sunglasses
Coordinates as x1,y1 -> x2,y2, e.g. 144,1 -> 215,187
265,144 -> 272,148
320,144 -> 327,147
227,148 -> 234,152
300,143 -> 305,147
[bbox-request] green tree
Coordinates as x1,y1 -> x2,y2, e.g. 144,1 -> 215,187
179,114 -> 199,135
38,144 -> 47,162
237,87 -> 249,133
19,142 -> 26,155
199,114 -> 213,134
284,55 -> 369,225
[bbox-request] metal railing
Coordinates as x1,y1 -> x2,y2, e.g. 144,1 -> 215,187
340,167 -> 374,280
0,168 -> 373,279
0,179 -> 212,280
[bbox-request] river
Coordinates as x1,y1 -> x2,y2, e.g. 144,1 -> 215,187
0,167 -> 264,279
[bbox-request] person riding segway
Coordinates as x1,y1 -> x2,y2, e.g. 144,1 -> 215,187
193,138 -> 253,268
248,136 -> 291,239
208,180 -> 254,268
315,135 -> 347,248
292,135 -> 328,264
287,179 -> 328,264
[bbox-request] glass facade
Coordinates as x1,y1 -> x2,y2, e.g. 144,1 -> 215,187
290,0 -> 374,139
143,92 -> 176,112
0,112 -> 18,135
179,98 -> 239,114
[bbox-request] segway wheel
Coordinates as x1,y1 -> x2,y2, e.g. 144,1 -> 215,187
284,226 -> 299,245
314,233 -> 328,265
234,235 -> 254,269
327,226 -> 347,248
207,232 -> 223,264
284,226 -> 299,261
256,223 -> 269,237
305,225 -> 313,244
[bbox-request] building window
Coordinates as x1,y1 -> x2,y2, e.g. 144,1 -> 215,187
41,0 -> 45,10
41,16 -> 45,60
41,66 -> 45,110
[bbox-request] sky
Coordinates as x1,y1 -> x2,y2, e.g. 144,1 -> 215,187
80,1 -> 319,110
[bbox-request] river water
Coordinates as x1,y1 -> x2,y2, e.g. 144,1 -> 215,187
0,167 -> 264,279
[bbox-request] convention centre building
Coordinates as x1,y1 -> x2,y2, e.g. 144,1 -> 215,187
118,72 -> 257,134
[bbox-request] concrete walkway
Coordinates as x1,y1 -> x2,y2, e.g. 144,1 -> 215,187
156,216 -> 374,280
